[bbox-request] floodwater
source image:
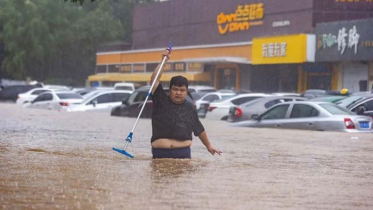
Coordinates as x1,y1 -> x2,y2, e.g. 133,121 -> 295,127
0,103 -> 372,210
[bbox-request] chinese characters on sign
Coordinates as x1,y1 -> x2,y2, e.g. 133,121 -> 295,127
262,42 -> 287,58
216,3 -> 264,35
318,25 -> 360,54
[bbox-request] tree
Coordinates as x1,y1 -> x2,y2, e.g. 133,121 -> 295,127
0,0 -> 125,85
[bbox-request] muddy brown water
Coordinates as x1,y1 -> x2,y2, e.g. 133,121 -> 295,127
0,103 -> 372,210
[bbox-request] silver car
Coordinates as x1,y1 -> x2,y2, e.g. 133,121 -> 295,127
228,96 -> 306,122
231,101 -> 372,132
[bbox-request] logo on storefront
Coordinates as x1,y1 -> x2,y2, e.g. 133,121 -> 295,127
262,42 -> 287,58
216,3 -> 264,35
317,25 -> 360,54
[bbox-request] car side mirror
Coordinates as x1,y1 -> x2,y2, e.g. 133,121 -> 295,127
251,114 -> 260,121
92,100 -> 97,107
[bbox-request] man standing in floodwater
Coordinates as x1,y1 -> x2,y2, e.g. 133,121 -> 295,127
150,49 -> 222,159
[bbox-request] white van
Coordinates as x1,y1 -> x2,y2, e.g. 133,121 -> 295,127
114,83 -> 136,91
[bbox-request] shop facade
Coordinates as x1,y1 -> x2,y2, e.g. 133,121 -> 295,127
89,0 -> 373,92
315,19 -> 373,92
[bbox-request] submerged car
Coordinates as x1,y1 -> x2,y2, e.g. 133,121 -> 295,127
347,95 -> 373,118
231,101 -> 372,132
228,96 -> 306,122
66,90 -> 132,112
205,93 -> 271,121
24,91 -> 83,111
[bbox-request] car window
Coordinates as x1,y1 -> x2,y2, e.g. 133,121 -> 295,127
203,94 -> 219,102
33,94 -> 45,102
127,92 -> 139,104
214,95 -> 236,103
336,96 -> 364,108
320,104 -> 354,115
264,99 -> 292,109
351,99 -> 373,113
96,93 -> 113,104
262,104 -> 289,120
134,92 -> 148,102
367,99 -> 373,111
44,93 -> 53,101
290,104 -> 319,118
113,93 -> 130,102
32,90 -> 49,95
188,89 -> 196,93
191,92 -> 201,100
57,93 -> 83,99
232,97 -> 260,105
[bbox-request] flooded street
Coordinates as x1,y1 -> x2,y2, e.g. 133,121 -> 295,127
1,103 -> 373,210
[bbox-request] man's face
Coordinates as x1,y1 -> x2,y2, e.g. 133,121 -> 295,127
170,85 -> 187,104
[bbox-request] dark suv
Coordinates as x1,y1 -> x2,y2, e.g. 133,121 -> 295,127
111,86 -> 195,118
0,85 -> 40,102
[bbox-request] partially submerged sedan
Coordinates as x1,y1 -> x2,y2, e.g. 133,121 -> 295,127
24,91 -> 83,111
231,101 -> 372,132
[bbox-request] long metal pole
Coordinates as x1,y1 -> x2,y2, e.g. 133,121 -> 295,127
130,55 -> 168,133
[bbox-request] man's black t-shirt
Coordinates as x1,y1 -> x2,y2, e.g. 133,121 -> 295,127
151,84 -> 204,143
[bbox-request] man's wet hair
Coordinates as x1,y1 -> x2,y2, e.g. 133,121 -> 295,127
170,76 -> 188,90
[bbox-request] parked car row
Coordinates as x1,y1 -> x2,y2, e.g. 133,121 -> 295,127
6,83 -> 373,133
231,101 -> 372,132
19,88 -> 133,112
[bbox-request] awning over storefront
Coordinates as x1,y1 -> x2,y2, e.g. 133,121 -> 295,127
88,72 -> 211,82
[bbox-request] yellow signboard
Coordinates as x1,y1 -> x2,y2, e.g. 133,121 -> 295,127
252,34 -> 307,64
217,3 -> 264,35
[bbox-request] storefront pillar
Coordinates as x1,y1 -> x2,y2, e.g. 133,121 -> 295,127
297,65 -> 308,93
331,64 -> 339,91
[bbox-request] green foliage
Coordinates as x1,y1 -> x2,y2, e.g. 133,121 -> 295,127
0,0 -> 153,85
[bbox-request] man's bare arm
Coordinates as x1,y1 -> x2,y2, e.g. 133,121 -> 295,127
150,49 -> 171,94
198,131 -> 222,155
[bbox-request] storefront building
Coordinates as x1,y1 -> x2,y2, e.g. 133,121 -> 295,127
251,34 -> 316,93
315,19 -> 373,92
89,0 -> 373,92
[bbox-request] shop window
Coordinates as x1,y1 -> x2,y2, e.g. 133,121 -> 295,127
96,65 -> 107,73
